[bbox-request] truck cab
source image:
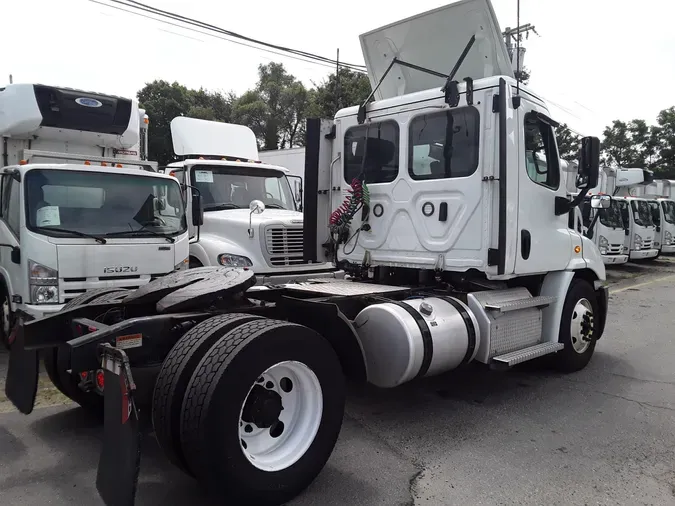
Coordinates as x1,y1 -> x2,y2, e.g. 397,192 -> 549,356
632,179 -> 675,255
0,83 -> 191,345
164,117 -> 341,285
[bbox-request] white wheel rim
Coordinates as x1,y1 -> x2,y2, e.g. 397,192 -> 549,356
570,298 -> 593,354
238,360 -> 323,472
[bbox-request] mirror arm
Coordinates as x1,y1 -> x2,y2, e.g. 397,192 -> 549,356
585,212 -> 600,239
555,188 -> 589,216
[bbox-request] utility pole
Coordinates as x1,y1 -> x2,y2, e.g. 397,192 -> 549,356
503,24 -> 538,77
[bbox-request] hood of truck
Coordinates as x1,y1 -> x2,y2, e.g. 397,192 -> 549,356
56,240 -> 178,278
202,208 -> 303,229
359,0 -> 513,100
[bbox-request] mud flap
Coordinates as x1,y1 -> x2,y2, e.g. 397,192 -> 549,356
96,344 -> 141,506
4,322 -> 39,414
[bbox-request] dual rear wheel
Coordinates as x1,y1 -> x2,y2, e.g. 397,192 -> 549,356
152,314 -> 346,506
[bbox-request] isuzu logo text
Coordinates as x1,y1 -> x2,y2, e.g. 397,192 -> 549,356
103,266 -> 139,274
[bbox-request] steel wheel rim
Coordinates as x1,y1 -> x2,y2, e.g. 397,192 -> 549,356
570,298 -> 593,354
238,360 -> 323,472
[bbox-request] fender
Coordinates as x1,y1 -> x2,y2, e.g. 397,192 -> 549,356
0,268 -> 15,312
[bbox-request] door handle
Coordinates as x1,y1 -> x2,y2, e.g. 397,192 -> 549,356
521,229 -> 531,260
439,202 -> 448,222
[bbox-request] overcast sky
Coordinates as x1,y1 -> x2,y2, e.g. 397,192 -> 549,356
3,0 -> 674,137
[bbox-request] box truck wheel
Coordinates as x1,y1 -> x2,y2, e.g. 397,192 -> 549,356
0,283 -> 14,350
180,319 -> 345,506
43,288 -> 129,415
152,312 -> 264,475
554,279 -> 599,372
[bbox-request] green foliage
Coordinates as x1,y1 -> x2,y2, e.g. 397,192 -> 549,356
137,80 -> 234,165
308,67 -> 372,119
555,123 -> 581,161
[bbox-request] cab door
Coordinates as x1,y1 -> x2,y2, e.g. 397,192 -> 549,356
514,101 -> 573,274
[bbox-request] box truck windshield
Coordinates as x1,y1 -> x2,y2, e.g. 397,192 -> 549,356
662,200 -> 675,224
190,165 -> 296,211
25,170 -> 186,239
631,199 -> 653,227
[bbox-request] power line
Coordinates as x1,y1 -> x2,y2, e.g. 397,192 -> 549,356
90,0 -> 351,72
95,0 -> 367,73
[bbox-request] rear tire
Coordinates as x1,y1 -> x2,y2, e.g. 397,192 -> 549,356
180,319 -> 345,506
553,279 -> 599,373
43,288 -> 129,415
152,313 -> 263,474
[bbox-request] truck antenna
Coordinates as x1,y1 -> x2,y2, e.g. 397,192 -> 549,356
8,74 -> 12,84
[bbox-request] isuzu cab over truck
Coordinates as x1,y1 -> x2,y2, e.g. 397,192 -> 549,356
610,168 -> 659,260
576,167 -> 629,265
0,83 -> 195,351
4,2 -> 610,506
632,180 -> 675,255
161,117 -> 341,285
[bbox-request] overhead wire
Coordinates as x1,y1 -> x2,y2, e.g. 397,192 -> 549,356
93,0 -> 367,73
90,0 -> 362,72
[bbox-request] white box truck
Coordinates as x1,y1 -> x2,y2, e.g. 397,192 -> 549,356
632,179 -> 675,255
0,83 -> 195,348
5,2 -> 612,506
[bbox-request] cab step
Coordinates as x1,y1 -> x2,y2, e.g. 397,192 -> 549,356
491,342 -> 564,370
484,295 -> 556,313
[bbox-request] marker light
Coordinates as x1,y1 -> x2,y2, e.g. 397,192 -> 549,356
19,159 -> 27,165
574,245 -> 581,253
101,162 -> 108,167
116,164 -> 123,168
84,161 -> 91,165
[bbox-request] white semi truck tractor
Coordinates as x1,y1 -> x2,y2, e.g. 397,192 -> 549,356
4,2 -> 610,506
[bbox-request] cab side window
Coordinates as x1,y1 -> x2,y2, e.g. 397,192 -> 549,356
524,113 -> 560,190
1,176 -> 21,238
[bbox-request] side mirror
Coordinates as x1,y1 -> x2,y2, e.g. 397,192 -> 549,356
576,136 -> 601,190
590,195 -> 611,209
191,192 -> 204,226
249,200 -> 265,215
11,246 -> 20,265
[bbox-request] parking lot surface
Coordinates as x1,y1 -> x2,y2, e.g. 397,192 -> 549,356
2,258 -> 675,505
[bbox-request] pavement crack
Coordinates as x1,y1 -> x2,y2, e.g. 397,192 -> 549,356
558,378 -> 675,413
405,469 -> 424,506
609,372 -> 675,385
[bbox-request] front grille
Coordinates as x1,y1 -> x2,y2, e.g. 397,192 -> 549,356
608,244 -> 623,254
642,239 -> 653,250
265,226 -> 304,266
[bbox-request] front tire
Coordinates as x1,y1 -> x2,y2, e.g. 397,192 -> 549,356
0,284 -> 14,350
553,279 -> 599,372
180,319 -> 345,506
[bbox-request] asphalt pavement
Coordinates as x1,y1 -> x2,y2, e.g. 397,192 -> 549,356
2,259 -> 675,505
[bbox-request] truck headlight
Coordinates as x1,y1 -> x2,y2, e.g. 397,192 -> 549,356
634,234 -> 643,250
29,260 -> 59,305
598,235 -> 609,255
665,231 -> 672,245
174,258 -> 189,271
218,253 -> 252,267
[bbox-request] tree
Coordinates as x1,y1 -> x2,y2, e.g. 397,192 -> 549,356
233,63 -> 310,150
555,123 -> 581,161
601,120 -> 639,167
655,107 -> 675,176
137,80 -> 193,165
138,81 -> 236,165
309,67 -> 372,118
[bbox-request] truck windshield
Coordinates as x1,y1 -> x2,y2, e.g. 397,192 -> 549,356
630,199 -> 654,227
190,165 -> 295,211
662,200 -> 675,225
583,197 -> 623,229
649,201 -> 661,226
25,169 -> 186,238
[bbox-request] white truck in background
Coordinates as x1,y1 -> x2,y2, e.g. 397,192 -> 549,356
0,83 -> 194,348
163,117 -> 340,284
258,146 -> 305,209
632,179 -> 675,255
575,167 -> 629,265
609,168 -> 659,260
